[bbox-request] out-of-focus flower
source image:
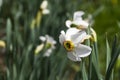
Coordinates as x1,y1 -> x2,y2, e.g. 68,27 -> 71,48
59,28 -> 91,61
40,0 -> 50,14
66,11 -> 89,29
35,43 -> 44,54
66,11 -> 97,42
42,9 -> 50,14
39,35 -> 56,57
31,0 -> 50,29
0,40 -> 6,54
0,40 -> 5,48
73,11 -> 84,21
40,35 -> 56,45
40,0 -> 48,9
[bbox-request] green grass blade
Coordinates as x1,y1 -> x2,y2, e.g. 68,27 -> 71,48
105,35 -> 120,80
105,45 -> 120,80
13,64 -> 17,80
88,53 -> 92,80
81,60 -> 88,80
19,45 -> 33,80
106,36 -> 111,70
92,43 -> 102,80
6,18 -> 12,51
106,35 -> 114,80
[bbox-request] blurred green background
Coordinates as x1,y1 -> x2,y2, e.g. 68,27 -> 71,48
0,0 -> 120,80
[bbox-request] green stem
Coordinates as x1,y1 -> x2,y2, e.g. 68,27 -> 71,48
81,59 -> 88,80
88,54 -> 92,80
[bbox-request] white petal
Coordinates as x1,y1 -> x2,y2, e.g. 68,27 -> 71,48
59,30 -> 65,45
72,20 -> 89,28
75,44 -> 91,57
71,30 -> 87,44
43,48 -> 52,57
67,52 -> 81,61
65,20 -> 72,28
39,36 -> 46,42
66,28 -> 80,40
46,35 -> 56,44
52,40 -> 56,45
51,45 -> 56,49
42,9 -> 50,14
40,0 -> 48,9
73,11 -> 84,21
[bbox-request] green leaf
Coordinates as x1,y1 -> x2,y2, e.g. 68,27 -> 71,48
106,35 -> 114,80
92,42 -> 102,80
6,18 -> 12,50
6,68 -> 10,80
106,35 -> 111,70
19,45 -> 33,80
105,35 -> 120,80
81,60 -> 88,80
88,53 -> 92,80
13,64 -> 17,80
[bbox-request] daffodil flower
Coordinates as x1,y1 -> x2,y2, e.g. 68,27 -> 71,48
66,11 -> 89,29
40,0 -> 50,14
66,11 -> 97,42
39,35 -> 56,57
40,0 -> 48,10
0,40 -> 5,48
59,28 -> 92,61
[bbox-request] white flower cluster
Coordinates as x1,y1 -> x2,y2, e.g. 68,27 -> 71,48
59,11 -> 93,61
35,35 -> 56,57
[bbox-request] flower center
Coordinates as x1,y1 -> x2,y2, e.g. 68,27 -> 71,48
70,24 -> 85,29
70,24 -> 77,28
63,41 -> 74,51
45,42 -> 52,49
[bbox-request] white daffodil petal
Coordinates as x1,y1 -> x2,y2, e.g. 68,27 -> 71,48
46,35 -> 56,44
65,20 -> 72,28
73,11 -> 84,21
67,52 -> 81,61
75,44 -> 91,57
43,48 -> 52,57
59,30 -> 66,45
39,36 -> 46,42
42,9 -> 50,14
72,20 -> 89,28
52,40 -> 56,45
66,28 -> 79,38
40,0 -> 48,9
71,30 -> 87,44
